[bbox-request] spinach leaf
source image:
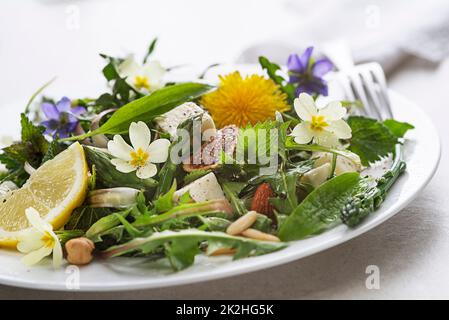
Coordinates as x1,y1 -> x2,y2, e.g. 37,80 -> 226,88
279,172 -> 360,241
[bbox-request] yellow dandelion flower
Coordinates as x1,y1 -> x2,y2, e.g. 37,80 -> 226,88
200,71 -> 290,128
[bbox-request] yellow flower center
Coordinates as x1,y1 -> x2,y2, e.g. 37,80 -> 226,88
41,231 -> 55,248
130,148 -> 149,167
310,115 -> 328,132
134,75 -> 150,90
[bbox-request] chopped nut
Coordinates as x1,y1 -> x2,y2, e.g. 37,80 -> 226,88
65,237 -> 95,265
226,211 -> 257,235
241,228 -> 280,242
208,247 -> 236,256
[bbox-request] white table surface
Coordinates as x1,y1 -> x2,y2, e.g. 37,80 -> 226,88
0,0 -> 446,299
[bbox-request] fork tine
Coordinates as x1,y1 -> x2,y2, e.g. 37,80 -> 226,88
367,62 -> 394,118
347,71 -> 376,118
359,68 -> 383,119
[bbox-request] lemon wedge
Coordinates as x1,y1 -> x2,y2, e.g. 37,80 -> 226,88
0,142 -> 88,248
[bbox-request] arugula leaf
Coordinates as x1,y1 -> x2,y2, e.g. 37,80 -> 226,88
383,119 -> 414,138
153,180 -> 176,213
154,156 -> 177,198
132,199 -> 231,227
348,116 -> 398,166
279,172 -> 360,241
258,56 -> 296,103
269,171 -> 298,215
41,140 -> 65,163
222,182 -> 247,216
183,169 -> 212,185
66,83 -> 213,140
102,229 -> 287,271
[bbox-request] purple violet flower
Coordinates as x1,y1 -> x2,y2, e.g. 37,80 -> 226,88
40,97 -> 86,138
287,46 -> 333,97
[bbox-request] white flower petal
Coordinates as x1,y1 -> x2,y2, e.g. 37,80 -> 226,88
117,55 -> 140,78
136,163 -> 157,179
111,159 -> 135,173
51,232 -> 63,268
17,229 -> 44,253
143,61 -> 165,83
107,135 -> 133,161
319,101 -> 346,121
25,208 -> 52,233
129,121 -> 151,151
291,122 -> 314,145
314,131 -> 339,148
148,138 -> 170,163
327,120 -> 352,139
294,93 -> 317,122
21,246 -> 52,266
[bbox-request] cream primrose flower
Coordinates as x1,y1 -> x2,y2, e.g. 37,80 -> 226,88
17,207 -> 63,268
291,93 -> 352,147
118,55 -> 165,93
107,121 -> 170,179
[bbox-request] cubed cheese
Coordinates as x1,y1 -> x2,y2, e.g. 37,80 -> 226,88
301,163 -> 331,187
155,102 -> 216,140
173,172 -> 228,203
313,151 -> 362,175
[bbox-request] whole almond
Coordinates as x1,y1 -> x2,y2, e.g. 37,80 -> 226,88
226,211 -> 257,235
251,183 -> 274,218
241,228 -> 280,242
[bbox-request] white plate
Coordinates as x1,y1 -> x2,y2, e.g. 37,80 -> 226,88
0,65 -> 440,291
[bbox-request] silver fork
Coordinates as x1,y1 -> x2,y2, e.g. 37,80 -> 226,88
323,41 -> 393,120
336,62 -> 393,120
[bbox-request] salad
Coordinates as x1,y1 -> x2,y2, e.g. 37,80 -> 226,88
0,41 -> 413,270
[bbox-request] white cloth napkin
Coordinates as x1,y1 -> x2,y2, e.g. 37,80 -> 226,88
238,0 -> 449,75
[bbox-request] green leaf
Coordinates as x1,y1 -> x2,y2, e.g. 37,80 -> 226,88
183,169 -> 212,185
154,157 -> 177,198
258,56 -> 296,103
84,146 -> 157,189
383,119 -> 414,138
65,83 -> 213,140
279,172 -> 361,241
86,208 -> 132,242
103,229 -> 287,271
132,199 -> 231,227
65,206 -> 112,232
348,116 -> 398,166
0,113 -> 49,185
153,180 -> 177,213
222,182 -> 247,216
269,171 -> 298,215
143,38 -> 158,64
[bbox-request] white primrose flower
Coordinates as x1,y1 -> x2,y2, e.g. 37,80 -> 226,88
17,207 -> 63,268
107,121 -> 170,179
291,93 -> 352,147
118,55 -> 165,93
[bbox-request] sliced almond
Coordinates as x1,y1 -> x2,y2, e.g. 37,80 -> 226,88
226,211 -> 258,235
241,228 -> 280,242
208,247 -> 236,256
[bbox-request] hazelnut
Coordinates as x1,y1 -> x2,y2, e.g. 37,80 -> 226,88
65,237 -> 95,265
